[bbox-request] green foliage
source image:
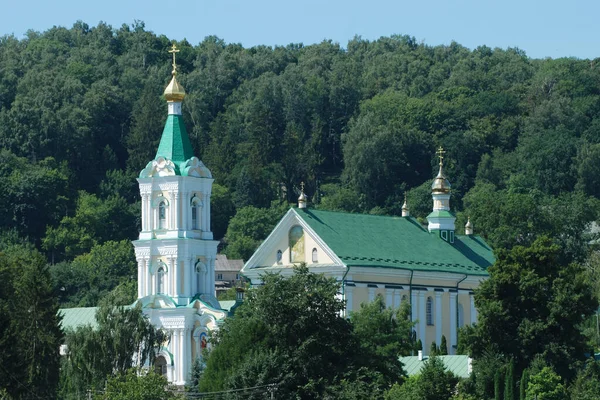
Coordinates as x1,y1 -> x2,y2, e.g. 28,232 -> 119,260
504,359 -> 515,400
61,289 -> 166,396
525,367 -> 566,400
201,266 -> 408,398
439,335 -> 448,356
495,370 -> 503,400
51,240 -> 137,307
210,183 -> 235,240
96,369 -> 180,400
569,359 -> 600,400
471,237 -> 598,381
0,244 -> 63,399
520,368 -> 529,400
44,191 -> 137,260
385,356 -> 458,400
224,201 -> 288,260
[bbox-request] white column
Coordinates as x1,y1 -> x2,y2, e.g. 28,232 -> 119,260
178,329 -> 184,384
435,291 -> 443,347
137,260 -> 143,298
171,257 -> 178,298
470,293 -> 477,324
140,194 -> 147,231
345,285 -> 354,314
173,192 -> 180,230
182,192 -> 189,231
394,290 -> 401,308
205,193 -> 211,232
151,269 -> 156,296
182,328 -> 190,383
171,330 -> 179,383
385,288 -> 393,308
146,259 -> 152,296
449,291 -> 457,355
147,194 -> 153,231
418,291 -> 426,351
209,258 -> 216,296
411,291 -> 418,326
368,286 -> 375,302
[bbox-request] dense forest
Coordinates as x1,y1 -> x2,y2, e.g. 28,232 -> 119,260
2,20 -> 600,399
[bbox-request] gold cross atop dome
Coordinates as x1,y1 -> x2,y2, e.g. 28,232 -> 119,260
300,181 -> 305,192
163,43 -> 186,102
168,43 -> 180,76
436,146 -> 446,166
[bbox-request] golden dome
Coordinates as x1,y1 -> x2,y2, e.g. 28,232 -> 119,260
164,74 -> 186,102
431,165 -> 451,194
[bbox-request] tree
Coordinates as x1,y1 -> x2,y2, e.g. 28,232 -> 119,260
519,368 -> 529,400
61,288 -> 166,396
569,359 -> 600,400
0,244 -> 63,399
440,335 -> 448,356
525,367 -> 566,400
97,369 -> 180,400
385,356 -> 458,400
349,295 -> 413,389
200,266 -> 354,398
430,341 -> 438,356
504,359 -> 515,400
494,370 -> 503,400
471,237 -> 597,381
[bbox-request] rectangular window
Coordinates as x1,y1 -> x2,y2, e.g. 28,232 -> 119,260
217,274 -> 223,280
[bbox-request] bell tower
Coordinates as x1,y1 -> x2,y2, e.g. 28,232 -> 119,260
133,44 -> 218,306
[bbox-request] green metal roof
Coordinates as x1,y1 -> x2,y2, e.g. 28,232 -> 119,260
400,355 -> 471,378
155,114 -> 194,163
427,210 -> 456,219
59,307 -> 98,330
294,209 -> 494,276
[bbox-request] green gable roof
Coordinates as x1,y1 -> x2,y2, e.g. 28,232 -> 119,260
400,355 -> 471,378
59,307 -> 98,330
156,114 -> 194,163
295,208 -> 494,276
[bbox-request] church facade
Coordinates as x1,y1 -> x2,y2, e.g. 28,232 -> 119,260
242,156 -> 495,356
131,45 -> 227,385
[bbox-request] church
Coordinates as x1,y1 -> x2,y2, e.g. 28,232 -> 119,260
241,154 -> 495,356
60,45 -> 494,386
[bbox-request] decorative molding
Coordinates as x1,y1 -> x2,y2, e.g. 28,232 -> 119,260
182,157 -> 212,178
140,157 -> 177,178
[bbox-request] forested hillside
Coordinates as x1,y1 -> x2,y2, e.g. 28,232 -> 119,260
1,21 -> 600,303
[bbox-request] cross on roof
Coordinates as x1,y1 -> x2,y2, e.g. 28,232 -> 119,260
168,43 -> 180,74
300,181 -> 305,192
436,146 -> 446,166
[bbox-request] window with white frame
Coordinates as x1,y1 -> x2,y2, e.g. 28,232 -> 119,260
312,248 -> 318,263
191,196 -> 203,230
426,296 -> 434,325
157,266 -> 166,294
276,250 -> 282,264
158,201 -> 167,230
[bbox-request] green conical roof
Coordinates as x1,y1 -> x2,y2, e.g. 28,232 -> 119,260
155,114 -> 194,163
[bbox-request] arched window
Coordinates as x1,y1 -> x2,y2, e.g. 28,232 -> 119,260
190,196 -> 203,230
158,201 -> 167,230
154,356 -> 168,377
426,296 -> 434,325
191,207 -> 197,230
276,250 -> 282,264
312,248 -> 318,263
289,226 -> 305,263
458,303 -> 464,327
157,267 -> 166,294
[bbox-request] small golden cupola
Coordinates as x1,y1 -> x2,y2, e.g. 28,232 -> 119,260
401,194 -> 409,217
465,217 -> 473,235
427,147 -> 456,241
298,182 -> 307,209
431,146 -> 451,194
163,44 -> 186,102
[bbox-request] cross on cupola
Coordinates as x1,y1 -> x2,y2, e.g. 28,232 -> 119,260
168,43 -> 180,76
436,146 -> 446,166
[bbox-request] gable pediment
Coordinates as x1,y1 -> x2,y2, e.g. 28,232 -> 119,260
242,209 -> 343,272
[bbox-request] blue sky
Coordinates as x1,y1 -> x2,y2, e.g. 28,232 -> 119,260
2,0 -> 598,59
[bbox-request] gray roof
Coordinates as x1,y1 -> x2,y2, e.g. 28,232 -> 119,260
215,254 -> 244,272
